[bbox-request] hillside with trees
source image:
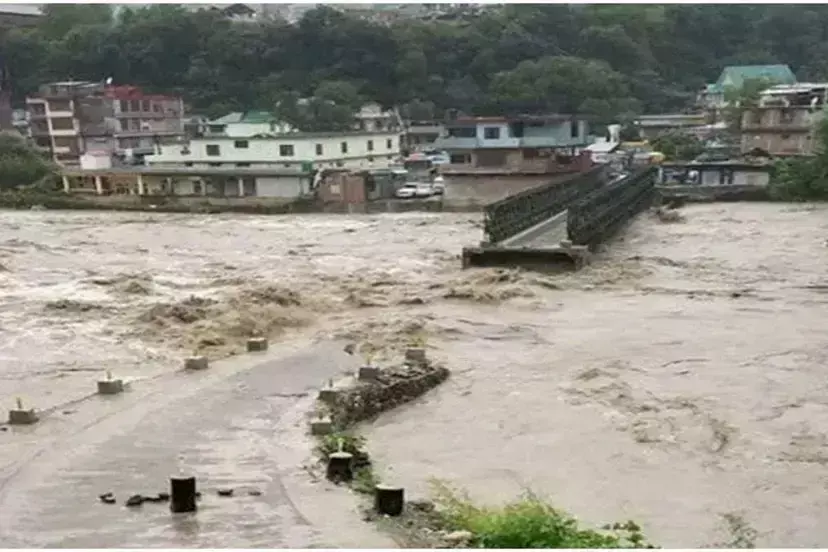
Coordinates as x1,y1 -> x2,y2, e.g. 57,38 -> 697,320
5,4 -> 828,123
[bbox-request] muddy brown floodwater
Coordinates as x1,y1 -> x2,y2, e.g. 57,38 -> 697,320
1,203 -> 828,547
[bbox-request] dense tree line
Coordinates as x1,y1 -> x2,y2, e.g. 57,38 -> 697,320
6,4 -> 828,126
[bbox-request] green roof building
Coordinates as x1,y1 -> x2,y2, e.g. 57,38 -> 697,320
708,64 -> 797,94
699,64 -> 797,111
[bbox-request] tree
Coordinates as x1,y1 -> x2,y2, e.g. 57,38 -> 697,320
0,133 -> 56,190
650,131 -> 705,161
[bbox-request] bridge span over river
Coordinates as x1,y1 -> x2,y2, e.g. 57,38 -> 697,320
461,165 -> 658,271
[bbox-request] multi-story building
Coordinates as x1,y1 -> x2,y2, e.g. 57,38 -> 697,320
740,82 -> 828,156
147,130 -> 402,171
107,85 -> 184,158
433,114 -> 591,176
403,121 -> 443,153
25,81 -> 184,166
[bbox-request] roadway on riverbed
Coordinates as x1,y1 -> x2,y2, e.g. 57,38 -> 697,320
0,338 -> 395,548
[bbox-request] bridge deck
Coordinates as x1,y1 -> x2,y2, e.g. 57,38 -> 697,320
462,209 -> 586,272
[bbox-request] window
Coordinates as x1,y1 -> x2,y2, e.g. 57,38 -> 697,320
234,140 -> 249,149
341,141 -> 348,154
153,104 -> 161,113
367,139 -> 374,151
236,162 -> 251,167
336,161 -> 344,167
130,100 -> 140,112
120,100 -> 129,112
29,103 -> 46,116
184,162 -> 193,167
34,137 -> 50,148
50,118 -> 74,131
141,100 -> 150,112
447,126 -> 476,138
206,144 -> 220,156
208,124 -> 225,134
48,99 -> 71,112
368,156 -> 374,163
279,144 -> 295,156
208,162 -> 222,167
315,143 -> 323,155
483,127 -> 500,140
449,153 -> 471,164
386,138 -> 393,149
53,136 -> 75,149
570,120 -> 579,139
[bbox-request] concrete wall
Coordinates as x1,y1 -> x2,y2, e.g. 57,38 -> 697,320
443,173 -> 579,203
700,169 -> 770,187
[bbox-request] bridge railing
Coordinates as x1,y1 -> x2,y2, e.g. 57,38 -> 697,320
566,166 -> 657,248
482,165 -> 609,244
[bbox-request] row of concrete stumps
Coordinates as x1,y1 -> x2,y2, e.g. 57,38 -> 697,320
312,346 -> 431,518
6,337 -> 270,427
5,337 -> 271,517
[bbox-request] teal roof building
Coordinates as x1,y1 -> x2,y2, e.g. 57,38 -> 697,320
707,64 -> 797,93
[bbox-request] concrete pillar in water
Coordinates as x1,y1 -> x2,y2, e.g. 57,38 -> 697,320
137,174 -> 145,196
184,356 -> 209,371
62,175 -> 70,193
405,347 -> 427,366
237,177 -> 244,197
374,484 -> 405,516
246,337 -> 268,352
94,175 -> 103,195
170,476 -> 197,513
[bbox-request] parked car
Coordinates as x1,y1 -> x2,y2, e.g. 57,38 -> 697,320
415,181 -> 435,198
395,183 -> 418,199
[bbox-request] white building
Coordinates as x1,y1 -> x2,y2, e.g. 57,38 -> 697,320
147,130 -> 402,171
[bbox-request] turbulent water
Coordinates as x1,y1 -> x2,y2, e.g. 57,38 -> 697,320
1,204 -> 828,547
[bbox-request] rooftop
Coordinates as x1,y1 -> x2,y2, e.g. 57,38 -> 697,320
708,64 -> 797,93
449,114 -> 577,125
211,111 -> 280,125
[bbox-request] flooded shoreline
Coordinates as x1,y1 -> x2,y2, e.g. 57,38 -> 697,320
1,204 -> 828,546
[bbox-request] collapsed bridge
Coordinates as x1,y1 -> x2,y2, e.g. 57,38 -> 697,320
461,165 -> 658,271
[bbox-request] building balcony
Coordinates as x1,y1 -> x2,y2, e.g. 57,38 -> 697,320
520,136 -> 588,148
433,136 -> 480,149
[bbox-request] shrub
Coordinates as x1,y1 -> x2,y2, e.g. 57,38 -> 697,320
432,482 -> 656,549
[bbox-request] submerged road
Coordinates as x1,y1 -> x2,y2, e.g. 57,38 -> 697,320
0,338 -> 394,548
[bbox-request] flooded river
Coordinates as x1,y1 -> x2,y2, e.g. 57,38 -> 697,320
1,203 -> 827,547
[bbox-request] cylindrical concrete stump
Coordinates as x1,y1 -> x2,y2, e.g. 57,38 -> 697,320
170,476 -> 198,513
405,347 -> 427,365
184,356 -> 208,371
358,365 -> 380,381
374,484 -> 405,516
246,337 -> 268,352
326,452 -> 354,483
8,409 -> 38,425
97,379 -> 124,395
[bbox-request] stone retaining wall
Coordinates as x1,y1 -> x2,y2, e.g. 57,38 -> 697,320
324,363 -> 450,429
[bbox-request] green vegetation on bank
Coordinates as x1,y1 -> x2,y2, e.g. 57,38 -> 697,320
0,133 -> 57,191
7,5 -> 828,123
769,118 -> 828,201
431,482 -> 656,549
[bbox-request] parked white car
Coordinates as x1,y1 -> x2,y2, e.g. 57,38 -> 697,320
415,181 -> 434,198
395,183 -> 418,199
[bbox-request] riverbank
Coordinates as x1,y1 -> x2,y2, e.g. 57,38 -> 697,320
0,190 -> 483,215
